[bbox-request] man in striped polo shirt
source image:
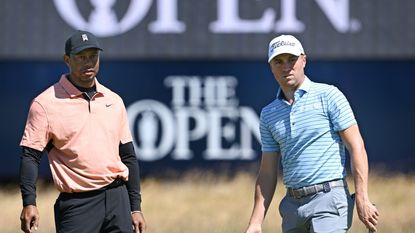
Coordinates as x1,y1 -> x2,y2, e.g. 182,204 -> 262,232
19,31 -> 146,233
245,35 -> 379,233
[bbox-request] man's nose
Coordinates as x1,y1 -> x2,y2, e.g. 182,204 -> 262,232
281,62 -> 292,71
85,56 -> 96,64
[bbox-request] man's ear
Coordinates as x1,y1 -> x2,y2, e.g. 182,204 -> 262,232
63,54 -> 70,66
302,54 -> 307,68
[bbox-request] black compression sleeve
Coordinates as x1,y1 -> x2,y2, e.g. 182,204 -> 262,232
119,142 -> 142,211
19,146 -> 43,206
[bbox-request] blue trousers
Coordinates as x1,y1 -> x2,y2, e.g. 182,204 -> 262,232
54,184 -> 132,233
279,187 -> 354,233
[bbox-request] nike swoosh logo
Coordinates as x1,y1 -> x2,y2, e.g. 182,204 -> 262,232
105,104 -> 112,107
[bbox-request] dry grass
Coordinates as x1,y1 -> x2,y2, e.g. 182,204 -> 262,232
1,171 -> 414,233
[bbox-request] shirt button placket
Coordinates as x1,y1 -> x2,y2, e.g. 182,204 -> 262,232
290,110 -> 295,136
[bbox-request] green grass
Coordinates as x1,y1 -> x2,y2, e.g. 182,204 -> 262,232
1,171 -> 414,233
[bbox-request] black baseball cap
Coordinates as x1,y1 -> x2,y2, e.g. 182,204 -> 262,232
65,30 -> 103,55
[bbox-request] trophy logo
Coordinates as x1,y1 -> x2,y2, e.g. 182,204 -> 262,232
53,0 -> 153,37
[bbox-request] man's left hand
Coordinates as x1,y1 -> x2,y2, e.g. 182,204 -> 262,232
132,211 -> 146,233
356,200 -> 379,232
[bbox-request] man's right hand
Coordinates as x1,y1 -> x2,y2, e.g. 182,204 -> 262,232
245,223 -> 262,233
20,205 -> 39,233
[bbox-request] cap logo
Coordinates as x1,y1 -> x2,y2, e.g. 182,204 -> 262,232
270,41 -> 296,51
82,34 -> 88,41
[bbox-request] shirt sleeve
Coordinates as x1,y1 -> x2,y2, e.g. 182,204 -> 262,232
20,101 -> 50,151
260,109 -> 280,152
326,86 -> 357,131
119,142 -> 142,211
119,99 -> 133,144
19,146 -> 43,206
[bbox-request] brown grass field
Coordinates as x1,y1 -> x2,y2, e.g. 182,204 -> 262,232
1,171 -> 414,233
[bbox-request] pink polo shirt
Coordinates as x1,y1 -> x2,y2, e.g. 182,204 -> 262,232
20,75 -> 131,193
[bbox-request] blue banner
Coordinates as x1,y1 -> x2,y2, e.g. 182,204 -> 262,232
1,60 -> 414,179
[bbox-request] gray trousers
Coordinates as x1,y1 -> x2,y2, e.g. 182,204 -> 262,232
279,187 -> 354,233
54,184 -> 132,233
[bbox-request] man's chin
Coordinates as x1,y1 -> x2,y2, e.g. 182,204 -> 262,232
81,73 -> 96,80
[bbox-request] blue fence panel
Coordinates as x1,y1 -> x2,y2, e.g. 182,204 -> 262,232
1,60 -> 414,179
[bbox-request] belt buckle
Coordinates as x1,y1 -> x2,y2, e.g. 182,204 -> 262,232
322,182 -> 331,193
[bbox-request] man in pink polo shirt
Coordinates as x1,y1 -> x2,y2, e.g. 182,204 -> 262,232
19,30 -> 146,233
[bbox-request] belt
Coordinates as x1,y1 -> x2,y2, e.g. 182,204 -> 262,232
60,178 -> 125,198
287,179 -> 346,199
98,178 -> 125,191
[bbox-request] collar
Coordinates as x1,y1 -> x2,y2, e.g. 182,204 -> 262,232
299,75 -> 311,93
59,74 -> 105,98
276,75 -> 312,100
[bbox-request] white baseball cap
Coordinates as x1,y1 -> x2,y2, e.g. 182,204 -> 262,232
268,35 -> 305,62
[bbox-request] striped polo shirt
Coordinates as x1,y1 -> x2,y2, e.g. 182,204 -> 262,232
260,77 -> 357,188
20,75 -> 132,193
